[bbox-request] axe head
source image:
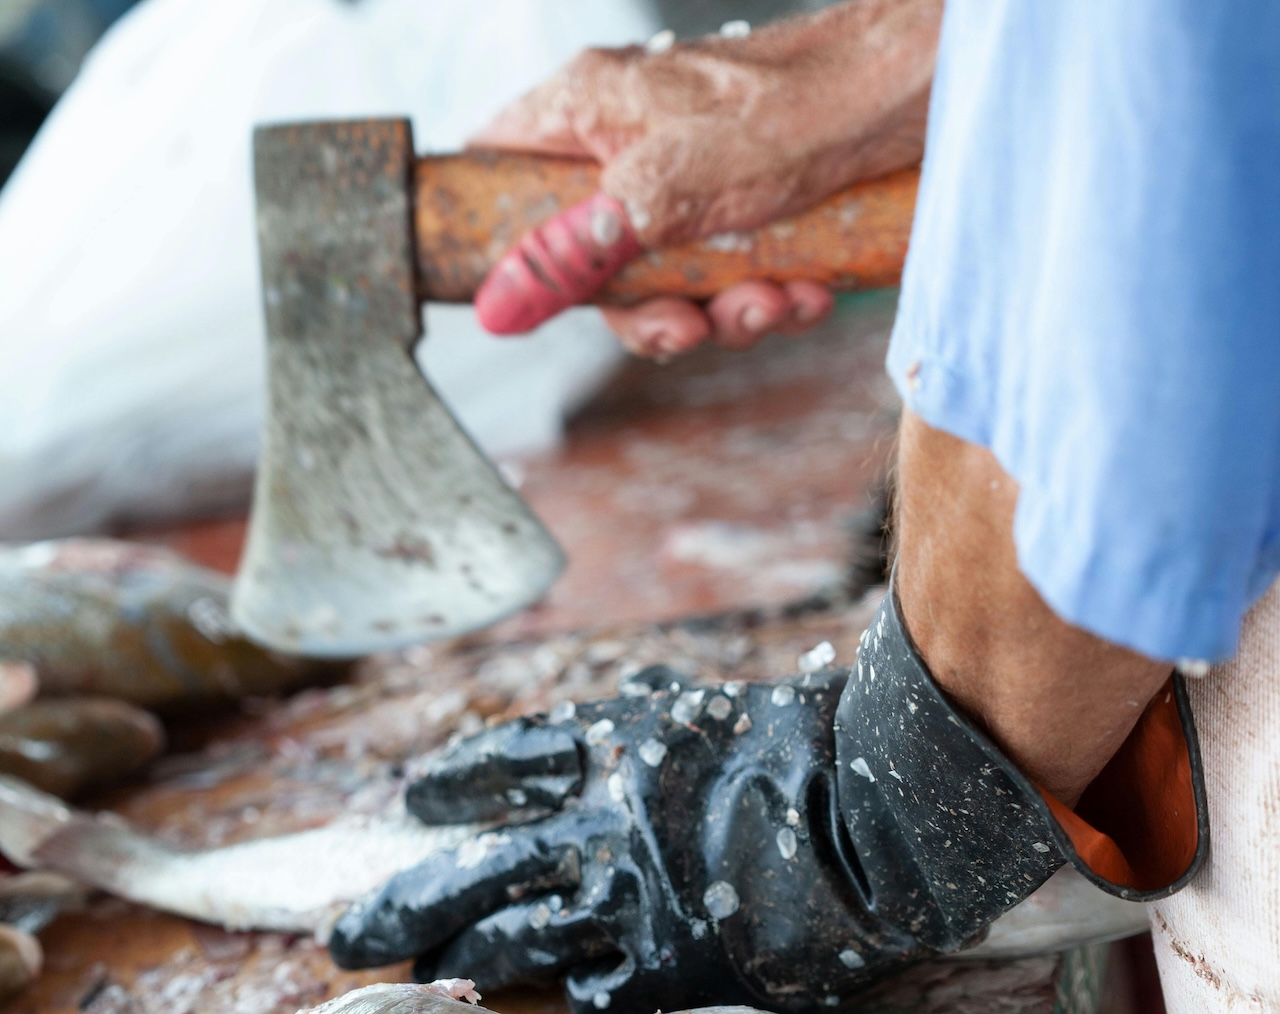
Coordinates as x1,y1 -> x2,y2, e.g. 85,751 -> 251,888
231,119 -> 565,658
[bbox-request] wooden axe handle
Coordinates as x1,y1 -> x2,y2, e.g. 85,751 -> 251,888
412,151 -> 919,305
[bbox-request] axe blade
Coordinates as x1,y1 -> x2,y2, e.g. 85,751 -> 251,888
231,119 -> 565,658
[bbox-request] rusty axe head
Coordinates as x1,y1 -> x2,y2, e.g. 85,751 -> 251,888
230,119 -> 564,658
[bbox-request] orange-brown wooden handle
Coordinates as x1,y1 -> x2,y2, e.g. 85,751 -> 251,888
413,151 -> 919,305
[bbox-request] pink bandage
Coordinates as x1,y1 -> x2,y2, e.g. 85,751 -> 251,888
475,193 -> 642,335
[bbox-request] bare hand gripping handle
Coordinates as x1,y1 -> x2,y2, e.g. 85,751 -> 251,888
413,151 -> 919,319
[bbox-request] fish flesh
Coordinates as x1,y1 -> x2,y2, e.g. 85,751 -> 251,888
0,774 -> 1147,955
0,539 -> 345,712
0,698 -> 164,798
298,980 -> 481,1014
0,775 -> 481,937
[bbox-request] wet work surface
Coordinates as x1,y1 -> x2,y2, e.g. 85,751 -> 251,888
10,294 -> 1143,1013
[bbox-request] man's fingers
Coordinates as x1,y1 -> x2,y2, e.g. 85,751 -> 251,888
776,281 -> 835,336
598,283 -> 833,358
406,720 -> 583,825
328,830 -> 580,970
599,299 -> 710,357
415,900 -> 616,992
707,282 -> 794,350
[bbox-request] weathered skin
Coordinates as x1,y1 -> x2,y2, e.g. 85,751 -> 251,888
0,539 -> 346,712
0,698 -> 164,798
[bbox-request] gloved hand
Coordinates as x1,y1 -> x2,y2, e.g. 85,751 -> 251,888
330,591 -> 1207,1013
329,664 -> 902,1012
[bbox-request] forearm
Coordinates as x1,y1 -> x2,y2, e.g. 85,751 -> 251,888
893,410 -> 1172,806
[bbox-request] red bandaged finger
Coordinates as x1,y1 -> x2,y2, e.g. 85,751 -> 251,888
475,193 -> 643,335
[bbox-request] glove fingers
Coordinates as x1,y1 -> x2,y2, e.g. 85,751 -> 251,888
415,899 -> 616,992
407,719 -> 583,825
328,826 -> 581,970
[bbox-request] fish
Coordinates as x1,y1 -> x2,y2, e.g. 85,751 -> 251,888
297,980 -> 481,1014
0,774 -> 1148,955
301,987 -> 760,1014
0,539 -> 346,713
0,775 -> 482,937
0,698 -> 164,798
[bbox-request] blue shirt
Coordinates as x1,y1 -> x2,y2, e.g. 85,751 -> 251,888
888,1 -> 1280,661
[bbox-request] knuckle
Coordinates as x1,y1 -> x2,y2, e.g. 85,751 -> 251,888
567,45 -> 635,87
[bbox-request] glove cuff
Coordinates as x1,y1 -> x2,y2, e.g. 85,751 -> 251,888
834,583 -> 1207,953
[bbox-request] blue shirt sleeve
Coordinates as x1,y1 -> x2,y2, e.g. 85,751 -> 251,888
888,0 -> 1280,661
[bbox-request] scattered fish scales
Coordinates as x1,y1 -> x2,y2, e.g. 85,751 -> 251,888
703,880 -> 740,919
550,701 -> 576,723
705,695 -> 733,721
671,689 -> 706,725
585,718 -> 615,746
797,640 -> 836,674
638,739 -> 668,768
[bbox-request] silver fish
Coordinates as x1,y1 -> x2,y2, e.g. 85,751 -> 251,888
0,774 -> 1147,953
298,981 -> 481,1014
0,775 -> 480,936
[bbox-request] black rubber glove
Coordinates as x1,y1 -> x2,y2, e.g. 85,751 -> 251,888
330,590 -> 1208,1014
329,664 -> 905,1012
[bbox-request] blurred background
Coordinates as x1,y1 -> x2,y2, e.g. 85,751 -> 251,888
0,0 -> 141,185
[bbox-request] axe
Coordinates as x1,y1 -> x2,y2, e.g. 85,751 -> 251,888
231,118 -> 917,658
